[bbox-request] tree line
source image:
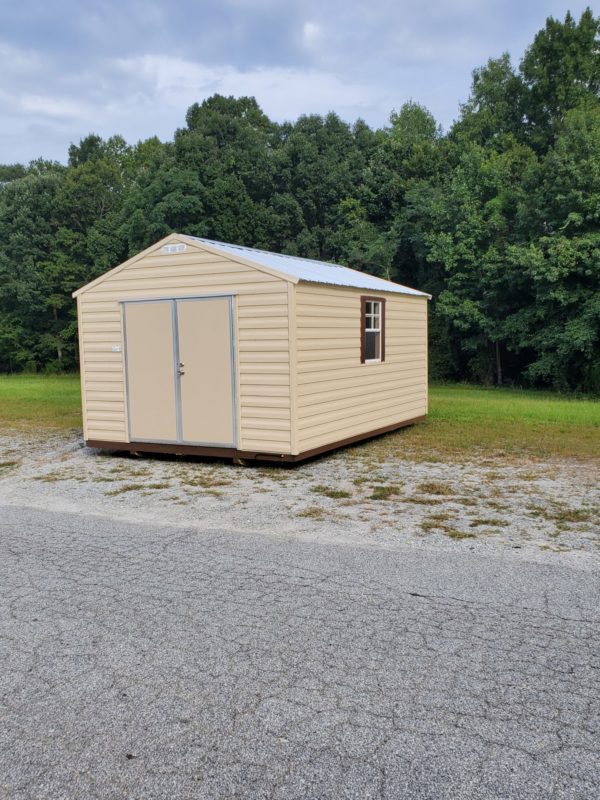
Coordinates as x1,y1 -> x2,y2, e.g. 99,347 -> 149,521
0,9 -> 598,391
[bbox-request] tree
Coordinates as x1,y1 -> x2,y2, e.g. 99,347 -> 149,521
0,163 -> 67,371
413,140 -> 537,384
452,54 -> 526,148
0,164 -> 27,183
508,101 -> 600,390
520,8 -> 600,150
275,112 -> 373,258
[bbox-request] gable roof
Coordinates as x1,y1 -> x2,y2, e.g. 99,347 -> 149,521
73,232 -> 430,298
183,235 -> 430,297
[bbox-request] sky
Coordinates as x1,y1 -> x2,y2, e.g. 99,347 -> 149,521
0,1 -> 593,164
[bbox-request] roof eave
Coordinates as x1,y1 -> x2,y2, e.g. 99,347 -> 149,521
296,278 -> 431,299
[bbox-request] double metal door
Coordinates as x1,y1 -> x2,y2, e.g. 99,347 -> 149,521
123,297 -> 236,446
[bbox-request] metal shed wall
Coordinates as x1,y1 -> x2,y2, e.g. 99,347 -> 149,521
77,242 -> 293,453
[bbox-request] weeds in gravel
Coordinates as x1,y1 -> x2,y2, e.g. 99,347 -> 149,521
32,472 -> 64,482
180,474 -> 231,489
105,482 -> 171,496
123,469 -> 153,478
298,506 -> 327,520
452,496 -> 479,507
551,507 -> 594,525
416,481 -> 453,496
420,512 -> 453,533
469,517 -> 509,528
368,485 -> 401,500
539,544 -> 571,552
257,469 -> 289,481
311,485 -> 352,499
527,502 -> 595,527
419,513 -> 482,541
402,496 -> 443,505
445,530 -> 477,540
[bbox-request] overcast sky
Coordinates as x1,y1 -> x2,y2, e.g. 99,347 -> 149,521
0,1 -> 593,163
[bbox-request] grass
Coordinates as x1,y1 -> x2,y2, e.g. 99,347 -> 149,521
179,474 -> 232,489
0,374 -> 81,430
420,511 -> 453,532
402,496 -> 443,505
527,502 -> 595,527
363,383 -> 600,462
415,481 -> 453,496
445,530 -> 477,540
420,512 -> 477,539
105,482 -> 170,496
311,485 -> 352,499
368,485 -> 401,500
0,375 -> 598,462
297,505 -> 327,519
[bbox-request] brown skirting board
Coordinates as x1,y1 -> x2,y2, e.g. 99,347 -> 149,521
86,415 -> 426,464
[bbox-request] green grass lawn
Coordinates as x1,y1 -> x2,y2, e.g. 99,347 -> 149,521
0,374 -> 82,431
385,384 -> 600,461
0,375 -> 598,461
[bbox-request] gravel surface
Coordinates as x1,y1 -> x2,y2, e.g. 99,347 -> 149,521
0,430 -> 598,556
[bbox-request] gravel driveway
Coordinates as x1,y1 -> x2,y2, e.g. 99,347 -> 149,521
0,430 -> 598,555
1,430 -> 599,798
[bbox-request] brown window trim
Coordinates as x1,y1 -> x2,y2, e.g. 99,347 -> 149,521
360,296 -> 386,364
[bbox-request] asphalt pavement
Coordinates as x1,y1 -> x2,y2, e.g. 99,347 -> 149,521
0,505 -> 598,799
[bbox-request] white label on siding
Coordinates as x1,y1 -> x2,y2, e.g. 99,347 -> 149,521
161,243 -> 187,254
111,345 -> 121,352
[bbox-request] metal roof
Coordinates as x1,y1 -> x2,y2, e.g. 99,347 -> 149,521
184,236 -> 430,297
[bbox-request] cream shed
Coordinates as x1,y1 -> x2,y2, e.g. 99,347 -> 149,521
73,233 -> 430,462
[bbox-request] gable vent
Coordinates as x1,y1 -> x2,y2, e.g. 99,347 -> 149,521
161,243 -> 187,254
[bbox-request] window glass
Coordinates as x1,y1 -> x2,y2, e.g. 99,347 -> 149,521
365,330 -> 380,360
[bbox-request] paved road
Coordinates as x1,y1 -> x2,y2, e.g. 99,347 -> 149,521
0,505 -> 598,799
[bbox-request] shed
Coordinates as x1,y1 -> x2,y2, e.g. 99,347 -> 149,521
73,233 -> 430,462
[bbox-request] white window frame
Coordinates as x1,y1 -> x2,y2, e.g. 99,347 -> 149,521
364,299 -> 382,363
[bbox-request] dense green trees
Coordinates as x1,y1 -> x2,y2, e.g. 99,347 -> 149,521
0,9 -> 598,390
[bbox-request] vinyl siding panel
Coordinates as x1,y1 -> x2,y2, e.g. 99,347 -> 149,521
294,284 -> 428,453
78,243 -> 292,452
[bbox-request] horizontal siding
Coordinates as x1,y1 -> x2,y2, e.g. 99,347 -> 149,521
294,284 -> 428,453
237,293 -> 291,452
298,367 -> 425,396
79,244 -> 291,452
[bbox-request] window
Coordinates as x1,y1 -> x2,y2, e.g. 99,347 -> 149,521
361,297 -> 385,363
